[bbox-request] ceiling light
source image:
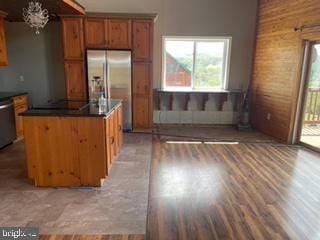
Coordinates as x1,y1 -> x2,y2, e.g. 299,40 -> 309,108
23,1 -> 49,34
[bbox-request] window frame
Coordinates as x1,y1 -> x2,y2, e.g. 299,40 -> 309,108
161,36 -> 232,91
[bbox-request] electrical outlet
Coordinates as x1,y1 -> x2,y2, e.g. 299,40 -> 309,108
19,75 -> 25,82
267,113 -> 271,120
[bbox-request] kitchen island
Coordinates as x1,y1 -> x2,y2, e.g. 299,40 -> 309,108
21,100 -> 123,187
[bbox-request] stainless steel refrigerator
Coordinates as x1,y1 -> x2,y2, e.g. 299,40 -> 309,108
87,50 -> 132,131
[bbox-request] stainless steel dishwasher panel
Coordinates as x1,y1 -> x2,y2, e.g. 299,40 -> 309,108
0,99 -> 16,148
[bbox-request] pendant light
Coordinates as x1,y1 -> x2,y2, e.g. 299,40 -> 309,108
23,1 -> 49,34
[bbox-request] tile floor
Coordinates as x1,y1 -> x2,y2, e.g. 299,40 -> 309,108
0,133 -> 152,235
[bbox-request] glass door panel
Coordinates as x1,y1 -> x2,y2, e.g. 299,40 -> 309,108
300,43 -> 320,149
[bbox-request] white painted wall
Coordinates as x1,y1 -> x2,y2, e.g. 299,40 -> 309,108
78,0 -> 258,90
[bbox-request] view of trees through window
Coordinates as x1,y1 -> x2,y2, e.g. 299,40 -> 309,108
310,45 -> 320,88
304,44 -> 320,123
164,38 -> 230,89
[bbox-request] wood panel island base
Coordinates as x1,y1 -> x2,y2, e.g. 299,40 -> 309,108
21,100 -> 123,187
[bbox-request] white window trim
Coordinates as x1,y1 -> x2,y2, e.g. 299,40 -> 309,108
161,36 -> 232,92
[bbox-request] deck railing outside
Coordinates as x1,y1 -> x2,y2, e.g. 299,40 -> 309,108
304,87 -> 320,124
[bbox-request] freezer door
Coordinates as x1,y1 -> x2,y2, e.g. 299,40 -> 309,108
106,50 -> 132,131
87,50 -> 108,102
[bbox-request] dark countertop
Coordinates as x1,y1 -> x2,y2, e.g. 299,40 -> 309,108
20,99 -> 122,118
0,92 -> 28,102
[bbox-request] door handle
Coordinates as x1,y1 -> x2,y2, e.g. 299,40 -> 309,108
0,103 -> 13,110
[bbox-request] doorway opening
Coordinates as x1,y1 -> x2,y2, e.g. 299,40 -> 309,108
298,43 -> 320,150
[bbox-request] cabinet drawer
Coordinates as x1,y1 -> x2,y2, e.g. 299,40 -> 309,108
15,104 -> 28,114
13,95 -> 28,107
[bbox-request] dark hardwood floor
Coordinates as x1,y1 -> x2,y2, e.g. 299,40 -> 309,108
146,126 -> 320,240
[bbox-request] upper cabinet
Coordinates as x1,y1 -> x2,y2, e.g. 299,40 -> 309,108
132,20 -> 153,62
108,19 -> 131,49
62,17 -> 84,60
84,18 -> 132,49
0,15 -> 8,66
84,18 -> 108,48
61,17 -> 86,100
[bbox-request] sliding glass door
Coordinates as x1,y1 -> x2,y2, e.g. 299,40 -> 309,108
299,43 -> 320,150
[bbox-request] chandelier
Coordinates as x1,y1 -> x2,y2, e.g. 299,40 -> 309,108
23,1 -> 49,34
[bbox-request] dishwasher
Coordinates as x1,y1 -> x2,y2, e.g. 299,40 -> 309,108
0,99 -> 16,148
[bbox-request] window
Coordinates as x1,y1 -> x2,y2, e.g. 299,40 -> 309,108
162,37 -> 231,90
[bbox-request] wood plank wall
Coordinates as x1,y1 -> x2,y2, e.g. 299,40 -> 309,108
250,0 -> 320,143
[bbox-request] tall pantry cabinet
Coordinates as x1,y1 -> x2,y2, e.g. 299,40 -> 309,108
132,20 -> 153,129
61,17 -> 87,101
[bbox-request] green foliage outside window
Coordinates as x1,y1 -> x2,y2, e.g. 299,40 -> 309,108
173,54 -> 223,88
310,58 -> 320,88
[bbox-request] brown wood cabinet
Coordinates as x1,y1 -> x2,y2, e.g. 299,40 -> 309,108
108,19 -> 131,49
105,116 -> 112,175
132,20 -> 153,62
117,105 -> 124,149
65,60 -> 87,100
132,60 -> 153,129
108,112 -> 115,163
22,103 -> 123,187
113,109 -> 119,154
104,106 -> 123,174
133,62 -> 151,96
62,17 -> 84,60
62,17 -> 87,101
84,18 -> 131,49
13,95 -> 28,140
62,14 -> 155,130
23,117 -> 106,187
132,20 -> 153,129
0,16 -> 8,66
133,96 -> 151,129
84,18 -> 108,48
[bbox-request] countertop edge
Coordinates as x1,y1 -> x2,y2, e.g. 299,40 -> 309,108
0,92 -> 28,102
20,100 -> 122,118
